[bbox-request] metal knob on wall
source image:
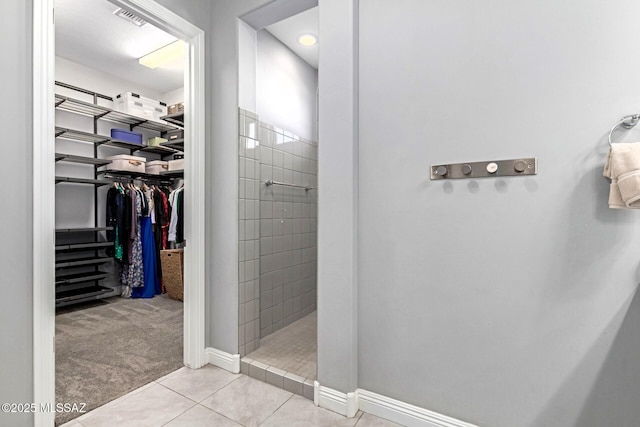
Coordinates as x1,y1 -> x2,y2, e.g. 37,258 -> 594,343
434,166 -> 448,176
430,158 -> 537,180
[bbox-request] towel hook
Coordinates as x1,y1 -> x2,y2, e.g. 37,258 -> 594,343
608,114 -> 640,146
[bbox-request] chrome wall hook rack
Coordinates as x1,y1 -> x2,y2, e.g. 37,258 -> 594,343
430,158 -> 537,180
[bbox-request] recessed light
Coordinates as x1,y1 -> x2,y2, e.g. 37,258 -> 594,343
297,33 -> 318,47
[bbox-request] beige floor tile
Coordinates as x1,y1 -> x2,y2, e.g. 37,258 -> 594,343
200,375 -> 292,427
262,395 -> 360,427
158,365 -> 240,402
163,404 -> 242,427
59,421 -> 84,427
154,367 -> 185,384
72,381 -> 157,424
355,412 -> 405,426
79,383 -> 195,427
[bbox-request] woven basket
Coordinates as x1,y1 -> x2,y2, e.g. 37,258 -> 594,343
161,249 -> 183,301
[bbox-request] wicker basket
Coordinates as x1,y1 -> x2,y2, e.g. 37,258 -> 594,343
161,249 -> 183,301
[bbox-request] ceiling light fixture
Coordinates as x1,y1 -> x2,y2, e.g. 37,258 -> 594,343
297,33 -> 318,47
138,40 -> 185,69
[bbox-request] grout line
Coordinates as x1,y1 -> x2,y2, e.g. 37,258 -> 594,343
258,393 -> 295,426
208,403 -> 249,427
159,400 -> 198,426
204,374 -> 243,397
155,381 -> 201,404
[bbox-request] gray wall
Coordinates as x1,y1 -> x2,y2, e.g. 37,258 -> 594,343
155,0 -> 272,354
0,1 -> 33,426
238,19 -> 257,113
316,0 -> 359,395
204,0 -> 274,354
357,1 -> 640,426
257,30 -> 318,141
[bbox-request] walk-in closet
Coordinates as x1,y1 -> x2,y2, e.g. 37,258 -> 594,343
54,0 -> 187,424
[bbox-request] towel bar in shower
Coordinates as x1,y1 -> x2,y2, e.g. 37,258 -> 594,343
608,114 -> 640,146
264,180 -> 314,191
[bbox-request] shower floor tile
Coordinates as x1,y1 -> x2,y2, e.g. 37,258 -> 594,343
246,311 -> 317,380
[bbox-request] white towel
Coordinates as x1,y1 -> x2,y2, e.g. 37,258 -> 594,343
604,143 -> 640,209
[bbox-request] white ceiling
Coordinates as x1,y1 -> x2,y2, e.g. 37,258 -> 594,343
54,0 -> 184,94
54,0 -> 318,95
265,7 -> 319,69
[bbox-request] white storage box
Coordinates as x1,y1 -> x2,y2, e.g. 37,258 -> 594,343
146,160 -> 169,175
168,158 -> 184,171
114,92 -> 167,122
104,155 -> 146,173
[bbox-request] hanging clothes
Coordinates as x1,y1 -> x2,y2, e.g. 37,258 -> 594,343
168,186 -> 184,245
120,188 -> 143,297
132,188 -> 161,298
176,188 -> 184,244
152,187 -> 170,249
160,188 -> 170,247
106,184 -> 125,262
152,187 -> 170,292
106,181 -> 181,299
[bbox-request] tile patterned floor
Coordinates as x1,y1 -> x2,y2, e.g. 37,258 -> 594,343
246,311 -> 317,380
60,365 -> 402,427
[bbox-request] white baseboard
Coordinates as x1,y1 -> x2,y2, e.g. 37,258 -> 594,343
314,381 -> 358,418
205,347 -> 240,373
358,389 -> 478,427
313,382 -> 477,427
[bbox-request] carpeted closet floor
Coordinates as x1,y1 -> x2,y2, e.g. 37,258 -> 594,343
55,295 -> 183,426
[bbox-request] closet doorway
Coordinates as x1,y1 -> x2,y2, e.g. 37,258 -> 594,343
33,0 -> 205,425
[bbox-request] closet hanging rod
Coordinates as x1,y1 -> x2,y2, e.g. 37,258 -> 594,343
608,114 -> 640,146
264,180 -> 314,191
104,174 -> 172,185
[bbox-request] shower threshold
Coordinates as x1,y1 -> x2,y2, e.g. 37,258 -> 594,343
242,311 -> 317,400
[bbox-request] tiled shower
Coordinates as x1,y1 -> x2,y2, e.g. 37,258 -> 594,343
238,108 -> 318,357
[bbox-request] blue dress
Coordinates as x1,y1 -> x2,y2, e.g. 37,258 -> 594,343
131,215 -> 161,298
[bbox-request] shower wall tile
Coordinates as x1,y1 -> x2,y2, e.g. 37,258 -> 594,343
261,289 -> 273,309
273,167 -> 284,183
239,108 -> 318,350
258,122 -> 318,339
273,150 -> 284,168
238,108 -> 261,356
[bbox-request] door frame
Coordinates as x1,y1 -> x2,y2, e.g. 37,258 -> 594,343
33,0 -> 206,425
